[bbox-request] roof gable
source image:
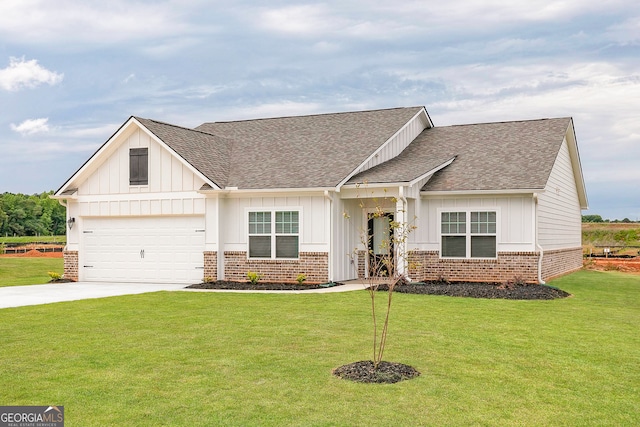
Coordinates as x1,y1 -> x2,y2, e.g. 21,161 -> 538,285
419,118 -> 574,192
196,107 -> 424,189
135,117 -> 231,189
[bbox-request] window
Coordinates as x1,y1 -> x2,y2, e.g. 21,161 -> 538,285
130,148 -> 148,185
248,210 -> 299,258
441,211 -> 496,258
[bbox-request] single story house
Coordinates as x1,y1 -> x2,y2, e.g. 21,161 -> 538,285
53,106 -> 588,284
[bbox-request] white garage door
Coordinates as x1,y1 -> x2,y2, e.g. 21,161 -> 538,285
82,216 -> 205,284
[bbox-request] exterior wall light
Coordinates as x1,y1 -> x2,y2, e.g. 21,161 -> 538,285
67,217 -> 76,229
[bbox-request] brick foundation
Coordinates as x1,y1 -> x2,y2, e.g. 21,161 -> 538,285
63,250 -> 79,282
541,247 -> 582,281
223,252 -> 329,283
408,251 -> 540,283
203,251 -> 218,281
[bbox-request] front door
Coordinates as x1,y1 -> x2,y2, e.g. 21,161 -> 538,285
367,213 -> 394,278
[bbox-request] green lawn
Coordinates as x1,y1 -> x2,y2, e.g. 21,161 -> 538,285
0,258 -> 64,287
0,270 -> 638,426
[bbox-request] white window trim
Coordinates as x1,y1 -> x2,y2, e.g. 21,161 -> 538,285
246,207 -> 302,260
437,208 -> 500,259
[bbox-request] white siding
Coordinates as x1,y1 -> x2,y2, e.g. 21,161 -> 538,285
78,128 -> 206,196
352,112 -> 429,176
414,196 -> 536,252
332,198 -> 363,281
221,193 -> 329,253
537,138 -> 582,249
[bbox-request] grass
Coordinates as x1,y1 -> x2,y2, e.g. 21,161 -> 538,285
0,235 -> 66,245
582,223 -> 640,255
0,270 -> 638,426
0,257 -> 64,287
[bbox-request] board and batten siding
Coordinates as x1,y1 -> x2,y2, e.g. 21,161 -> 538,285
75,128 -> 207,218
350,112 -> 429,176
537,138 -> 582,250
331,198 -> 363,281
413,196 -> 536,252
78,128 -> 206,196
219,194 -> 330,254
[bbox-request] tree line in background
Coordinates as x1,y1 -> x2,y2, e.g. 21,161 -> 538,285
582,215 -> 638,223
0,192 -> 66,237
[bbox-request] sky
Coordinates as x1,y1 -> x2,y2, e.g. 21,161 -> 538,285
0,0 -> 638,220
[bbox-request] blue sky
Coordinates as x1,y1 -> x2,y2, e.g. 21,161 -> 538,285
0,0 -> 638,220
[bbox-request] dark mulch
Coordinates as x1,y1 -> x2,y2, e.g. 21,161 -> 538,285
187,280 -> 570,300
332,360 -> 420,383
377,281 -> 571,300
186,280 -> 342,291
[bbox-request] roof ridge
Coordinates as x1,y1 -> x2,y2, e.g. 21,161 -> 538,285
438,117 -> 572,128
134,116 -> 219,138
202,106 -> 424,125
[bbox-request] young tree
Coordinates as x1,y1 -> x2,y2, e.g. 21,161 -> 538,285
353,188 -> 417,370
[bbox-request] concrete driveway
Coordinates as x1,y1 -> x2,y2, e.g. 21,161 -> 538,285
0,282 -> 187,309
0,281 -> 367,309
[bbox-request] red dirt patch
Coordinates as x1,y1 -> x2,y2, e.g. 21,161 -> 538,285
585,257 -> 640,274
0,249 -> 63,258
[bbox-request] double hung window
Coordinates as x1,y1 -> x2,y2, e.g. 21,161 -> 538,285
248,210 -> 299,259
441,210 -> 497,258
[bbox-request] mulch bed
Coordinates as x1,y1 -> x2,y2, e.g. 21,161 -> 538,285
186,281 -> 342,291
188,280 -> 570,300
332,360 -> 420,383
377,281 -> 571,300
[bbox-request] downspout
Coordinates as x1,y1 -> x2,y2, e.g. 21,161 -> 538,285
324,190 -> 334,282
533,193 -> 546,285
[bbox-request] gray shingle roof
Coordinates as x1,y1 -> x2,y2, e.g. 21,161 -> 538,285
350,117 -> 572,191
195,107 -> 424,189
135,110 -> 571,193
135,117 -> 232,188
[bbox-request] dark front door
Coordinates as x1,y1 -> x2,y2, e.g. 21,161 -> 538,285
368,213 -> 394,278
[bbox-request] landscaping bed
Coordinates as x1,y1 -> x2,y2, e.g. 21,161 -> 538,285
378,281 -> 571,300
187,279 -> 570,300
186,281 -> 342,291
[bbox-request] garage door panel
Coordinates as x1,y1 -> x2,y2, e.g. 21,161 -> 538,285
82,216 -> 205,284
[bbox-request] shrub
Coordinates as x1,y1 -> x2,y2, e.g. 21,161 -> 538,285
296,273 -> 307,285
48,271 -> 62,281
247,271 -> 263,285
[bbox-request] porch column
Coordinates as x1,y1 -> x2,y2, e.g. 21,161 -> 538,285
395,188 -> 408,279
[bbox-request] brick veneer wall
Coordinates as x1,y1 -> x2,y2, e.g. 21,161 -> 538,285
223,252 -> 329,283
541,247 -> 582,281
408,251 -> 540,283
63,250 -> 78,281
203,251 -> 217,281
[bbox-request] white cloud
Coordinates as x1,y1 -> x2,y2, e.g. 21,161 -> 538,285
0,0 -> 204,45
10,118 -> 50,135
0,57 -> 63,91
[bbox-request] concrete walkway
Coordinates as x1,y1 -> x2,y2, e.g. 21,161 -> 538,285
0,281 -> 368,309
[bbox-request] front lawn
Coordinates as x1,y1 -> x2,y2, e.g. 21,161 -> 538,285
0,258 -> 64,287
0,270 -> 638,426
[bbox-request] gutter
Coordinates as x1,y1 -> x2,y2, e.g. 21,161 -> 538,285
533,193 -> 546,285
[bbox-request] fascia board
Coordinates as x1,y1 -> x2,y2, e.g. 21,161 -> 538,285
335,107 -> 428,192
199,187 -> 333,197
54,117 -> 136,196
420,189 -> 543,197
565,119 -> 589,209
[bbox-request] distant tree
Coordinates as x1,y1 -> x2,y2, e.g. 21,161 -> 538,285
582,214 -> 604,223
0,191 -> 66,237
